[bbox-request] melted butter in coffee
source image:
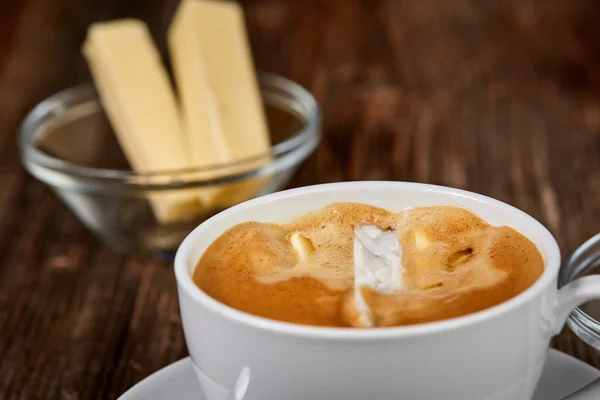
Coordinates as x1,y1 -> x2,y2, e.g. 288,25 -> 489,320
193,203 -> 544,328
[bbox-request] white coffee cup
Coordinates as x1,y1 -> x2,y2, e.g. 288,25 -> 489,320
174,181 -> 600,400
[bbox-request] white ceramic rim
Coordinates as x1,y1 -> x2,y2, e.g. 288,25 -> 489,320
174,181 -> 561,340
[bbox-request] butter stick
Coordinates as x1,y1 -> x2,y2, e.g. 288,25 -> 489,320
168,0 -> 271,208
83,19 -> 202,223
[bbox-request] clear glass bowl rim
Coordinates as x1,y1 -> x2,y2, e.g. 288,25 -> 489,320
18,73 -> 321,192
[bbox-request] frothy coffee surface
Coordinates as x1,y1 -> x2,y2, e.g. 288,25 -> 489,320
193,203 -> 544,328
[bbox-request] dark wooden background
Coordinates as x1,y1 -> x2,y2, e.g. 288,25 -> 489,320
2,0 -> 600,398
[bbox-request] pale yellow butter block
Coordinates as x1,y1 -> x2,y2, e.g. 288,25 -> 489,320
168,0 -> 271,208
289,232 -> 315,261
83,19 -> 202,223
413,230 -> 431,249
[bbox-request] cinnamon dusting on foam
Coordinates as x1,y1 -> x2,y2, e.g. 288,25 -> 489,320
193,203 -> 544,328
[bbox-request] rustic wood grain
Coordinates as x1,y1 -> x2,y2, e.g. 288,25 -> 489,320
1,0 -> 600,398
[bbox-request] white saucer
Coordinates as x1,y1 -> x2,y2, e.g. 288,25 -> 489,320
119,349 -> 599,400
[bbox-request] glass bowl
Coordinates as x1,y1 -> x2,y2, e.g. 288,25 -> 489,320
19,73 -> 321,257
560,233 -> 600,350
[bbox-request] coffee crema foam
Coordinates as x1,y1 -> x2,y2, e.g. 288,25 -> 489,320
193,203 -> 544,328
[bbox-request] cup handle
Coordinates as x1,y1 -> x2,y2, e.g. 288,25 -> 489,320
553,275 -> 600,335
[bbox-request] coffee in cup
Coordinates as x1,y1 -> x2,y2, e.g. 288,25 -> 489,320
193,202 -> 544,328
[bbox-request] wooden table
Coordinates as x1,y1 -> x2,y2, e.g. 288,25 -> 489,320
2,0 -> 600,398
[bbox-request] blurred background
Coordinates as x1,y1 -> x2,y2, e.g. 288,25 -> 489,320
3,0 -> 600,398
